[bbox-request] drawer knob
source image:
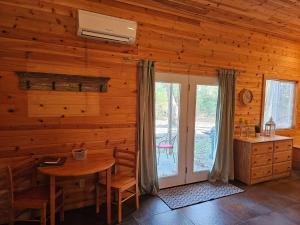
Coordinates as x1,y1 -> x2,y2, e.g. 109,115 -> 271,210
269,147 -> 272,149
268,159 -> 271,161
268,170 -> 271,173
275,157 -> 278,160
288,156 -> 291,158
276,146 -> 279,149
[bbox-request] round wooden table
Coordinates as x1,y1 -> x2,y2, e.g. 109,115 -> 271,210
38,156 -> 115,225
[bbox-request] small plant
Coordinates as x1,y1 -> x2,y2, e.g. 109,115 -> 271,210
255,125 -> 261,133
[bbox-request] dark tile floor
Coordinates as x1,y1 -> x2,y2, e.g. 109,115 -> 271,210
16,171 -> 300,225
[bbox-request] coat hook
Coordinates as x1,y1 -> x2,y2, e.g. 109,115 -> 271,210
26,80 -> 31,89
52,81 -> 56,90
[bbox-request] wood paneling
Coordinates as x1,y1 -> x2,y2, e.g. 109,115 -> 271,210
292,147 -> 300,170
0,0 -> 300,223
116,0 -> 300,43
27,91 -> 100,117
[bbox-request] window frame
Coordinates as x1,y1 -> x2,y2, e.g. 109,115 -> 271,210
261,76 -> 298,131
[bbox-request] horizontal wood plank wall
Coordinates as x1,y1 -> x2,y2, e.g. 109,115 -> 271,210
0,0 -> 300,222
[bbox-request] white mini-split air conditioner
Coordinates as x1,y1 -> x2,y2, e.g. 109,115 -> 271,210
77,10 -> 137,44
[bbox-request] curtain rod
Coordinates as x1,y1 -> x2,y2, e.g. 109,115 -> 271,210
216,68 -> 246,74
122,57 -> 246,74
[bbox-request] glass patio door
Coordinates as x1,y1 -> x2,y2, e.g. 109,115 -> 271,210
155,73 -> 188,188
186,76 -> 218,183
155,73 -> 218,188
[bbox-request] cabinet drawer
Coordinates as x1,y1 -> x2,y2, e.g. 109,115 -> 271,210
274,140 -> 292,152
251,153 -> 272,167
274,151 -> 292,163
273,161 -> 292,175
251,165 -> 272,179
252,142 -> 273,155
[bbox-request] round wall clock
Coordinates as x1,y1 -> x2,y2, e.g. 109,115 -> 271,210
239,89 -> 253,105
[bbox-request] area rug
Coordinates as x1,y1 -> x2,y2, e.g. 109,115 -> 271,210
158,182 -> 244,209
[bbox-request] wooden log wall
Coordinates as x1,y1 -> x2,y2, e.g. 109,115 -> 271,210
0,0 -> 300,222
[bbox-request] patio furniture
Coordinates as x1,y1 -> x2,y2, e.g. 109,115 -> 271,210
202,127 -> 216,160
97,149 -> 139,224
4,166 -> 64,225
157,135 -> 177,164
209,127 -> 216,160
38,156 -> 115,225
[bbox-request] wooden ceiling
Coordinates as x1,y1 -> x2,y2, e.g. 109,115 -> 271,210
115,0 -> 300,42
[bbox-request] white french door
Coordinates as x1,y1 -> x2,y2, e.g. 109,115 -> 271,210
186,76 -> 218,184
155,73 -> 218,188
155,73 -> 188,188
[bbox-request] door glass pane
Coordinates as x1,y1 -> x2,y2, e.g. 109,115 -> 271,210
155,82 -> 180,178
193,85 -> 218,172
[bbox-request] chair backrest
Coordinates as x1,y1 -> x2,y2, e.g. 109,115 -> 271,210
113,149 -> 139,179
3,162 -> 38,205
170,135 -> 177,145
1,166 -> 14,208
158,135 -> 177,146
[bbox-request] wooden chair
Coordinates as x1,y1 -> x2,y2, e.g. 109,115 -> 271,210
96,149 -> 139,224
4,165 -> 64,225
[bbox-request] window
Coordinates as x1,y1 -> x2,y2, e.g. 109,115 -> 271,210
263,79 -> 296,129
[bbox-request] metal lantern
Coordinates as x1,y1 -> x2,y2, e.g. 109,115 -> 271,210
265,117 -> 276,137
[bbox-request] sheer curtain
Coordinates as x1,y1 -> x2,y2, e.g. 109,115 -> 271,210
209,69 -> 236,183
137,60 -> 159,194
263,80 -> 295,129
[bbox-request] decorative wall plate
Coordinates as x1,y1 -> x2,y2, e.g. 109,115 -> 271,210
239,88 -> 253,105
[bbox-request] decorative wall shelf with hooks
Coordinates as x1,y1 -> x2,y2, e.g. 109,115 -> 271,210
16,72 -> 110,93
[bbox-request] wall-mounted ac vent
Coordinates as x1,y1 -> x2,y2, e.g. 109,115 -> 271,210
77,10 -> 137,44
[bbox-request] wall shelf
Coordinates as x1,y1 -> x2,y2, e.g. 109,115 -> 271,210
16,72 -> 110,92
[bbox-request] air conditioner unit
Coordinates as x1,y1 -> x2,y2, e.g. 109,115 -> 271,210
77,10 -> 137,44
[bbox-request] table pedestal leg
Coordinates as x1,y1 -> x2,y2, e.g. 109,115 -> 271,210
106,168 -> 111,224
50,176 -> 56,225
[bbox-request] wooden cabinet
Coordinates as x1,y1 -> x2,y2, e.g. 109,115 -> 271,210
292,145 -> 300,170
234,136 -> 293,185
